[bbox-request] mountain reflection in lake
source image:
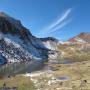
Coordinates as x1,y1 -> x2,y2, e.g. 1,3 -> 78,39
0,59 -> 79,77
0,60 -> 45,77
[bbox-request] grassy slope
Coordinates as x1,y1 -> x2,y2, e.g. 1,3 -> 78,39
58,44 -> 90,61
0,75 -> 36,90
49,60 -> 90,90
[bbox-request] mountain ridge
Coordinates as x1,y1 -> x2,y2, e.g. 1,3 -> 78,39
68,32 -> 90,43
0,12 -> 49,64
0,12 -> 90,65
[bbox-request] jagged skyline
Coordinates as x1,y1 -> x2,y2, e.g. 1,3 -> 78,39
0,0 -> 90,40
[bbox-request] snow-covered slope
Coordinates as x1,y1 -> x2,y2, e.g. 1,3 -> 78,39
40,37 -> 59,50
0,12 -> 48,63
40,37 -> 60,59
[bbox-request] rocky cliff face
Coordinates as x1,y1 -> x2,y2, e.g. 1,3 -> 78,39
68,32 -> 90,51
40,37 -> 60,59
58,32 -> 90,60
40,37 -> 59,50
0,12 -> 48,64
1,12 -> 89,64
0,53 -> 7,65
69,32 -> 90,43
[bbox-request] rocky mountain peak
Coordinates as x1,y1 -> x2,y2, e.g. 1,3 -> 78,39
0,12 -> 49,64
78,32 -> 90,38
0,12 -> 22,26
0,12 -> 9,17
40,37 -> 58,42
0,12 -> 33,42
69,32 -> 90,43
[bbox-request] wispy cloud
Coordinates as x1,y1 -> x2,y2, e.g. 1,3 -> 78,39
47,20 -> 71,33
39,8 -> 72,36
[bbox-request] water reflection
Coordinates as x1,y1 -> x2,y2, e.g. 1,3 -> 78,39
0,60 -> 44,77
56,76 -> 70,81
0,59 -> 79,77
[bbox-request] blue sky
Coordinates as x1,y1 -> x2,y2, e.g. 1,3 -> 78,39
0,0 -> 90,41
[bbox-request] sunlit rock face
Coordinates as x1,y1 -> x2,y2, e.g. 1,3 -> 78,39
0,12 -> 49,63
69,32 -> 90,43
40,37 -> 61,59
67,32 -> 90,51
40,37 -> 59,50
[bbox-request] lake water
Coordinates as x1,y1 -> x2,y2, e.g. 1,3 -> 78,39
0,59 -> 78,77
56,76 -> 70,81
0,60 -> 45,77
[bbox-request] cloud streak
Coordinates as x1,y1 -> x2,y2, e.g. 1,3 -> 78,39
39,8 -> 72,36
48,20 -> 70,33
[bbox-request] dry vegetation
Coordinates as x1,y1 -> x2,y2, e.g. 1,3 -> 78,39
0,44 -> 90,90
58,44 -> 90,61
0,75 -> 36,90
30,60 -> 90,90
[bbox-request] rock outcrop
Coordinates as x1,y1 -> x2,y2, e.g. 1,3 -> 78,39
0,12 -> 48,63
